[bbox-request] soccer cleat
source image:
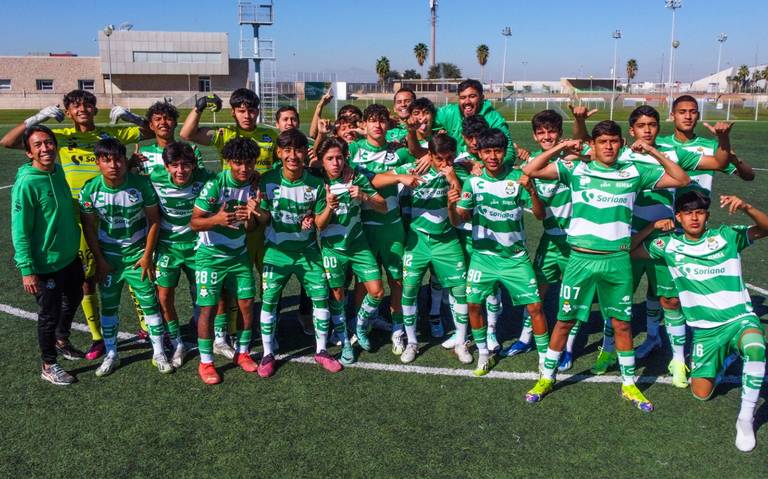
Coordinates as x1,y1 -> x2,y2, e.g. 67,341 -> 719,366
454,344 -> 473,364
370,316 -> 392,332
314,350 -> 343,373
558,351 -> 574,372
198,362 -> 221,385
171,344 -> 185,369
667,359 -> 689,388
591,348 -> 618,375
85,340 -> 105,361
391,330 -> 406,356
213,338 -> 236,360
400,343 -> 419,364
620,384 -> 654,412
441,332 -> 458,349
487,333 -> 500,354
340,342 -> 356,365
526,377 -> 555,403
258,354 -> 277,378
55,341 -> 85,360
354,327 -> 372,352
429,316 -> 445,338
41,363 -> 76,386
473,356 -> 497,377
735,417 -> 756,452
152,353 -> 175,374
635,334 -> 662,360
135,328 -> 149,343
95,354 -> 120,377
234,352 -> 258,373
501,340 -> 533,358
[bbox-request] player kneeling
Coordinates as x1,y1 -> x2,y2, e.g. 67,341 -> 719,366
633,191 -> 766,451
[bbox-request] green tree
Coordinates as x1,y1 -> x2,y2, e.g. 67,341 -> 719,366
626,59 -> 638,92
403,69 -> 421,80
476,44 -> 489,82
736,64 -> 750,92
428,62 -> 462,79
376,56 -> 391,92
413,43 -> 429,79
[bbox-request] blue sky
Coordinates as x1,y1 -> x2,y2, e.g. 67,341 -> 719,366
2,0 -> 766,83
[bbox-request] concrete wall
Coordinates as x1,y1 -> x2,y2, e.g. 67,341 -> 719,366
0,56 -> 103,95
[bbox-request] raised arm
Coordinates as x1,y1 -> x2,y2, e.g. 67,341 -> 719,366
630,218 -> 675,257
630,141 -> 689,189
522,140 -> 581,180
519,175 -> 545,220
720,195 -> 768,241
309,90 -> 333,139
569,104 -> 597,142
179,95 -> 222,145
1,106 -> 65,149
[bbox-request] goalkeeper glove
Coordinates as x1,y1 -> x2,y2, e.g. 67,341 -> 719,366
195,94 -> 222,113
24,105 -> 64,127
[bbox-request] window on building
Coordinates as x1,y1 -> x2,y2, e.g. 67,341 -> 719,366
78,79 -> 95,91
198,77 -> 211,92
0,79 -> 10,91
36,79 -> 54,91
132,51 -> 221,64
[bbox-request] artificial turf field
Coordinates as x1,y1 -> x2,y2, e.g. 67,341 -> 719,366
0,107 -> 767,477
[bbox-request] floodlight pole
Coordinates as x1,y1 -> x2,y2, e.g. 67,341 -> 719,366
716,33 -> 727,92
665,0 -> 682,118
501,27 -> 512,100
610,29 -> 621,121
104,24 -> 115,106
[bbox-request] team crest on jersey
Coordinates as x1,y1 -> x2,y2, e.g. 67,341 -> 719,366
697,147 -> 704,153
304,186 -> 314,201
261,134 -> 273,143
97,132 -> 111,140
706,237 -> 719,250
127,189 -> 139,203
505,181 -> 516,195
618,169 -> 631,178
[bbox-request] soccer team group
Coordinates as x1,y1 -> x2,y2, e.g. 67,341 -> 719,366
4,79 -> 766,452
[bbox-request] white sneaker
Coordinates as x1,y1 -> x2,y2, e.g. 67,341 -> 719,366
635,334 -> 662,359
171,344 -> 185,369
735,417 -> 756,452
152,353 -> 175,374
371,316 -> 392,332
454,344 -> 473,364
441,332 -> 458,349
400,343 -> 419,364
95,353 -> 120,377
213,338 -> 236,360
391,330 -> 406,356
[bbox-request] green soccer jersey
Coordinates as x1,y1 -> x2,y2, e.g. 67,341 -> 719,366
617,145 -> 701,235
319,173 -> 378,252
395,162 -> 467,237
148,164 -> 213,244
647,225 -> 754,328
527,149 -> 580,238
137,142 -> 204,175
456,166 -> 531,258
347,139 -> 411,226
259,169 -> 326,253
79,173 -> 158,258
557,159 -> 663,252
385,124 -> 408,144
656,134 -> 736,195
194,170 -> 255,259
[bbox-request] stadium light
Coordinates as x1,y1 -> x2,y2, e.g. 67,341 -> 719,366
610,29 -> 622,120
716,33 -> 728,92
665,0 -> 682,118
501,27 -> 512,99
103,24 -> 115,106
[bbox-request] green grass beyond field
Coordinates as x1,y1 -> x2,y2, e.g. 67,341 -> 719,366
0,109 -> 766,477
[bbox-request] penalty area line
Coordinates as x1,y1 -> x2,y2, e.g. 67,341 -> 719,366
0,302 -> 750,386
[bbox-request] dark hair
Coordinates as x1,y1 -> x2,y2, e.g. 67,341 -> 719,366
675,190 -> 711,212
363,104 -> 390,122
229,88 -> 260,109
275,105 -> 299,123
629,105 -> 660,127
22,125 -> 57,153
408,97 -> 436,117
457,79 -> 483,96
394,87 -> 416,101
338,104 -> 363,120
316,136 -> 349,161
591,120 -> 622,139
531,110 -> 563,133
94,138 -> 126,160
476,128 -> 508,151
672,95 -> 698,111
428,133 -> 457,155
146,101 -> 179,122
221,137 -> 260,163
277,129 -> 309,150
63,89 -> 97,109
162,141 -> 197,166
461,114 -> 489,139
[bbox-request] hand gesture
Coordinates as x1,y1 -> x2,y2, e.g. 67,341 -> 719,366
318,118 -> 333,136
194,94 -> 223,113
214,203 -> 239,229
398,174 -> 424,188
320,89 -> 334,107
413,154 -> 432,175
233,204 -> 251,222
629,140 -> 655,155
110,106 -> 145,126
301,211 -> 315,230
348,185 -> 365,201
247,192 -> 264,218
439,164 -> 458,184
22,274 -> 40,295
720,195 -> 748,214
515,143 -> 530,162
325,185 -> 339,210
134,255 -> 155,282
653,218 -> 675,231
568,104 -> 599,120
519,174 -> 535,193
447,187 -> 461,206
703,121 -> 734,139
560,139 -> 584,156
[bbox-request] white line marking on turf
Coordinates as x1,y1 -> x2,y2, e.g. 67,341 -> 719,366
1,302 -> 752,385
0,184 -> 14,190
746,283 -> 768,296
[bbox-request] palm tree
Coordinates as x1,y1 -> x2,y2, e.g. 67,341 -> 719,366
414,43 -> 429,80
737,64 -> 750,92
476,44 -> 489,82
376,56 -> 391,93
625,59 -> 638,93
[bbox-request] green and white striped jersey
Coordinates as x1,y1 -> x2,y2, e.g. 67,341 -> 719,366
557,159 -> 663,252
259,169 -> 326,253
347,139 -> 411,226
148,164 -> 213,244
617,145 -> 701,235
319,174 -> 378,252
79,173 -> 158,258
194,170 -> 255,259
656,134 -> 736,195
395,163 -> 465,237
457,166 -> 531,258
527,149 -> 579,238
136,142 -> 204,175
647,225 -> 755,328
